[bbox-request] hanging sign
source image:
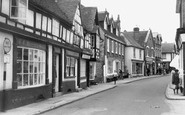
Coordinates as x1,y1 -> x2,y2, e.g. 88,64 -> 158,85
3,38 -> 11,54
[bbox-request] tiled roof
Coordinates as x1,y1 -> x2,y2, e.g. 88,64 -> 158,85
123,31 -> 148,47
81,6 -> 97,32
162,43 -> 175,53
57,0 -> 80,24
30,0 -> 70,24
122,32 -> 143,49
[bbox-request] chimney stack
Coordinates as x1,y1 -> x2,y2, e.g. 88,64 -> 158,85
133,27 -> 139,32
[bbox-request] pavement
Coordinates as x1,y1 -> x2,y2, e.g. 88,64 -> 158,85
1,74 -> 183,115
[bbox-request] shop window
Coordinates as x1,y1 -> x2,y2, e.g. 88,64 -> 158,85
66,56 -> 76,77
17,47 -> 46,88
10,0 -> 28,20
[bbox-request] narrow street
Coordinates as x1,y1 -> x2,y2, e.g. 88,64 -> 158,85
41,76 -> 171,115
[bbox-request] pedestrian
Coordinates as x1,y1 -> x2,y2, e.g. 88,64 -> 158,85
113,70 -> 118,85
119,69 -> 123,80
172,69 -> 180,94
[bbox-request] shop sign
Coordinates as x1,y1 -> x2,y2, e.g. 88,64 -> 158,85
3,38 -> 11,54
82,54 -> 90,59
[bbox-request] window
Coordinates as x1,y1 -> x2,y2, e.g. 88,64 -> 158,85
10,0 -> 28,20
66,30 -> 70,43
62,27 -> 66,41
26,9 -> 34,27
119,44 -> 121,55
139,49 -> 142,59
112,40 -> 114,53
74,35 -> 80,46
66,57 -> 76,77
80,38 -> 84,48
115,42 -> 118,54
17,47 -> 46,88
36,13 -> 41,29
60,25 -> 63,38
133,48 -> 136,58
96,36 -> 100,49
52,19 -> 59,37
122,45 -> 124,55
47,18 -> 52,33
2,0 -> 10,16
70,32 -> 74,44
107,38 -> 109,52
42,15 -> 47,31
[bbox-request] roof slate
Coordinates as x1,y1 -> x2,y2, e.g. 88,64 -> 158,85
122,32 -> 143,49
57,0 -> 80,24
30,0 -> 70,24
162,43 -> 175,53
81,6 -> 97,32
98,11 -> 107,21
123,31 -> 148,47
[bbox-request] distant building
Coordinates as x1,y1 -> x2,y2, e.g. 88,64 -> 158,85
153,32 -> 163,74
161,43 -> 177,73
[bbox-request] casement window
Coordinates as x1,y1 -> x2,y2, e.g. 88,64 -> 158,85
66,30 -> 70,43
115,42 -> 118,54
119,44 -> 121,55
36,13 -> 42,29
59,25 -> 63,38
70,32 -> 74,44
133,48 -> 136,58
62,27 -> 66,41
2,0 -> 10,15
66,56 -> 76,77
80,38 -> 84,48
42,15 -> 47,32
91,35 -> 95,48
107,38 -> 109,52
10,0 -> 28,20
85,35 -> 89,49
73,35 -> 80,46
17,47 -> 46,88
96,36 -> 100,49
52,19 -> 59,37
139,49 -> 142,59
26,9 -> 34,27
122,45 -> 124,55
112,40 -> 114,53
47,18 -> 52,33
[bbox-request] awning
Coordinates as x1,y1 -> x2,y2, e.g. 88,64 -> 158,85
170,55 -> 179,69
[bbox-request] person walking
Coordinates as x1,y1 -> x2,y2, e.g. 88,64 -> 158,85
172,69 -> 180,94
113,70 -> 118,85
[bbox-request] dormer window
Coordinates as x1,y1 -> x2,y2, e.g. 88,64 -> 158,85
10,0 -> 28,20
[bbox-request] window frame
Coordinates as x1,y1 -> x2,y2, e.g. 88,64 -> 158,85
17,46 -> 46,89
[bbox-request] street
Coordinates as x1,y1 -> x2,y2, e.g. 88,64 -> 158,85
41,76 -> 172,115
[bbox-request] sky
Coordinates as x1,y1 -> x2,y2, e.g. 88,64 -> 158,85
81,0 -> 179,43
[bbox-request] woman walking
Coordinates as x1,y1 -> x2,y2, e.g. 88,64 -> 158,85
172,69 -> 180,94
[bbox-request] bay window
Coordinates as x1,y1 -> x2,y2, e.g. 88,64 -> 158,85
17,47 -> 46,88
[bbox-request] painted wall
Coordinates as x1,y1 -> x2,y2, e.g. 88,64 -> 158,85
48,45 -> 53,84
163,53 -> 172,62
0,31 -> 13,90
